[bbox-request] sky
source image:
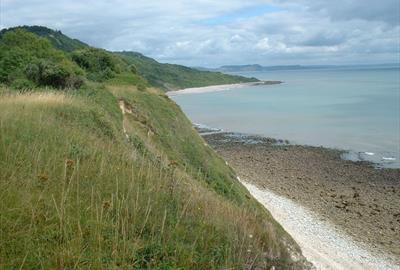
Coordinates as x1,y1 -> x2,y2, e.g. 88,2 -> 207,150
1,0 -> 399,67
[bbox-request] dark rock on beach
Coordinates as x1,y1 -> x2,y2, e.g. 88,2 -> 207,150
203,131 -> 400,263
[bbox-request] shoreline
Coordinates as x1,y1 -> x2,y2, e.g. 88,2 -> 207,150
166,80 -> 282,96
241,181 -> 397,270
201,130 -> 400,268
194,125 -> 398,169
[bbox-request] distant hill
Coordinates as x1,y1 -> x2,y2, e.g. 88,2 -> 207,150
214,64 -> 305,72
206,63 -> 400,73
0,25 -> 88,52
0,25 -> 258,91
115,51 -> 258,90
219,64 -> 265,72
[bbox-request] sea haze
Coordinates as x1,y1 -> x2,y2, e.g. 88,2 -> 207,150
171,65 -> 400,168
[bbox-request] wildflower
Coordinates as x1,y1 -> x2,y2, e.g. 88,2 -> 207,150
37,173 -> 49,182
168,160 -> 178,167
103,201 -> 111,210
65,159 -> 75,168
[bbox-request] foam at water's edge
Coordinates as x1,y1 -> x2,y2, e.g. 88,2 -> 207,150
341,151 -> 399,169
382,157 -> 396,161
193,123 -> 222,132
195,122 -> 400,169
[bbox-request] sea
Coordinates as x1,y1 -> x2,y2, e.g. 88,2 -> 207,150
170,65 -> 400,168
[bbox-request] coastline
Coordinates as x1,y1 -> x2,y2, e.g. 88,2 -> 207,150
242,181 -> 397,270
166,81 -> 282,96
201,130 -> 400,269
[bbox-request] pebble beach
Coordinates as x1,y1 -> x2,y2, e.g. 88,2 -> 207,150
202,131 -> 400,269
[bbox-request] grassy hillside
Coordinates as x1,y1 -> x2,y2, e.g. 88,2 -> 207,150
0,27 -> 310,269
0,25 -> 88,52
116,51 -> 259,91
0,25 -> 259,91
0,29 -> 148,91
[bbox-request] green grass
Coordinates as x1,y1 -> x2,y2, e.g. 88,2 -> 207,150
116,51 -> 259,91
0,84 -> 307,269
107,85 -> 248,204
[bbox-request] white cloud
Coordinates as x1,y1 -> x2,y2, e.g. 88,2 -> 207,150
256,37 -> 271,50
1,0 -> 399,66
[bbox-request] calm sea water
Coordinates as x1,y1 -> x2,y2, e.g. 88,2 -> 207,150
171,66 -> 400,168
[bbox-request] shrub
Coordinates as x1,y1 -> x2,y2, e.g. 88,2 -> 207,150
0,29 -> 84,89
71,48 -> 124,81
25,59 -> 84,89
129,64 -> 138,74
10,78 -> 36,90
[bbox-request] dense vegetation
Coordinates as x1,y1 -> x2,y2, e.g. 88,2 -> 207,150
0,26 -> 309,269
0,30 -> 85,89
71,48 -> 126,82
0,29 -> 148,91
1,25 -> 258,91
0,25 -> 88,52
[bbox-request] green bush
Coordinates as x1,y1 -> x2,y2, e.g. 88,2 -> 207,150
129,64 -> 138,74
25,59 -> 84,89
0,47 -> 31,83
0,29 -> 84,89
10,78 -> 36,90
71,48 -> 124,81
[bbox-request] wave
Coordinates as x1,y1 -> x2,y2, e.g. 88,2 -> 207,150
382,157 -> 396,161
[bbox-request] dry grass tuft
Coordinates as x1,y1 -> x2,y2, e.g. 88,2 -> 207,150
0,92 -> 75,106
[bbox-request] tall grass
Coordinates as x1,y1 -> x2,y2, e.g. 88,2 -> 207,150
0,85 -> 306,269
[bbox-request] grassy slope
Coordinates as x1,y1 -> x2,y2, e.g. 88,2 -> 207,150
116,51 -> 259,91
0,26 -> 309,269
0,81 -> 308,269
